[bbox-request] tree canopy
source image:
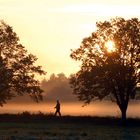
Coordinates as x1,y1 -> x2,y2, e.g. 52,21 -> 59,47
0,21 -> 46,106
70,17 -> 140,121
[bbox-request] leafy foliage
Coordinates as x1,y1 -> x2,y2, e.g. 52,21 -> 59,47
70,17 -> 140,120
0,21 -> 46,105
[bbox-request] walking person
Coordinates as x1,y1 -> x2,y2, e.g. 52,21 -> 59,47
54,100 -> 61,117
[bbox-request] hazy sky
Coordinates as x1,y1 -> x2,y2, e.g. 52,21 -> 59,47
0,0 -> 140,78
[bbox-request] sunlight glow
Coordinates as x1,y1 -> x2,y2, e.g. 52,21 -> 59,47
95,44 -> 102,53
1,0 -> 140,78
105,41 -> 116,53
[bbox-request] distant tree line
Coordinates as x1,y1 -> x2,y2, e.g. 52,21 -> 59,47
41,73 -> 77,102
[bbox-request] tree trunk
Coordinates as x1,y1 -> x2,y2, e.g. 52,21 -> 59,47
120,106 -> 127,125
121,109 -> 126,122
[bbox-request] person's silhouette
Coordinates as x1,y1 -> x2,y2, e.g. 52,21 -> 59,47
54,100 -> 61,117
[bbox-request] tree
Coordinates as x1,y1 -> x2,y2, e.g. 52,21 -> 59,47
0,21 -> 46,106
70,17 -> 140,122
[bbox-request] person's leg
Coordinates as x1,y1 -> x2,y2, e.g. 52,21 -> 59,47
58,111 -> 61,117
54,110 -> 57,116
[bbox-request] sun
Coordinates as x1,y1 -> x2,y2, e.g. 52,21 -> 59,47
105,41 -> 116,53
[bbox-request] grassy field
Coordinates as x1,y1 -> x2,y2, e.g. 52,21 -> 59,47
0,113 -> 139,140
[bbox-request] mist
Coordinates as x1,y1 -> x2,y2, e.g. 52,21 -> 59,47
8,73 -> 77,104
2,73 -> 139,118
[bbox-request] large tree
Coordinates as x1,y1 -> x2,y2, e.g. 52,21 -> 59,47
70,17 -> 140,122
0,21 -> 45,106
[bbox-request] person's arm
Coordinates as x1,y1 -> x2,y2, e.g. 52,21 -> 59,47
54,104 -> 57,108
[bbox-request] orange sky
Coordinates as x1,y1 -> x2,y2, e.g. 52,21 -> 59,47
0,0 -> 140,79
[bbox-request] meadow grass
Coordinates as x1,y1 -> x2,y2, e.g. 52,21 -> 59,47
0,112 -> 139,140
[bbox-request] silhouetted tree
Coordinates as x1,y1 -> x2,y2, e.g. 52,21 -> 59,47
0,21 -> 46,106
70,17 -> 140,122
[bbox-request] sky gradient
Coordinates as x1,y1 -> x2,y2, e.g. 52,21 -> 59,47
0,0 -> 140,78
